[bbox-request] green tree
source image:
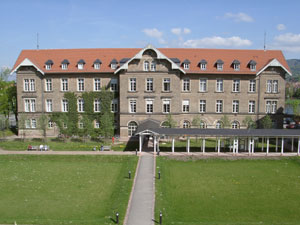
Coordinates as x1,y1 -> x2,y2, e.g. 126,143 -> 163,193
98,88 -> 114,138
165,114 -> 176,128
38,114 -> 48,142
293,88 -> 300,98
261,115 -> 272,129
192,115 -> 203,128
242,116 -> 257,129
64,92 -> 78,136
220,115 -> 230,128
0,67 -> 10,81
18,114 -> 27,141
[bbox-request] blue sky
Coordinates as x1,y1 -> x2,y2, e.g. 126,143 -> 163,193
1,0 -> 300,69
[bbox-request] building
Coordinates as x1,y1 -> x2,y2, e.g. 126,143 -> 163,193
12,45 -> 291,140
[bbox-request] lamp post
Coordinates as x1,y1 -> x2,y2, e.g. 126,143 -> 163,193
159,211 -> 162,224
158,170 -> 161,179
116,212 -> 119,224
128,170 -> 131,179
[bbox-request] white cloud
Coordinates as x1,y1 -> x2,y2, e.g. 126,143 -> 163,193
183,28 -> 191,34
277,24 -> 286,31
272,33 -> 300,52
171,28 -> 181,35
183,36 -> 252,48
142,28 -> 166,44
224,12 -> 254,22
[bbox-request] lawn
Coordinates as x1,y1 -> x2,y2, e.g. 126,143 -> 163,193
0,139 -> 138,151
0,155 -> 138,225
155,157 -> 300,225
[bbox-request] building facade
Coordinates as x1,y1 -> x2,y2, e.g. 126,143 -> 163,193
12,45 -> 291,140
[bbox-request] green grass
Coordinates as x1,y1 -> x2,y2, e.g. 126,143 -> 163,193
155,157 -> 300,225
0,139 -> 138,151
0,155 -> 138,225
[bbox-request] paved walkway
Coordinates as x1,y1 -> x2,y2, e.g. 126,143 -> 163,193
125,152 -> 155,225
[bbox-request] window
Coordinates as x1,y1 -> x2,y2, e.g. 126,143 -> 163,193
94,99 -> 101,112
200,121 -> 206,129
266,80 -> 272,93
78,63 -> 84,70
163,78 -> 170,92
216,79 -> 223,92
25,119 -> 31,128
232,121 -> 240,129
129,99 -> 137,113
272,80 -> 278,93
249,80 -> 256,92
78,122 -> 84,129
45,64 -> 51,70
182,78 -> 190,92
233,79 -> 240,92
234,63 -> 240,71
111,99 -> 118,113
146,78 -> 153,92
45,79 -> 52,92
94,78 -> 101,91
162,99 -> 170,113
151,61 -> 156,71
183,120 -> 191,128
144,61 -> 149,71
217,63 -> 223,70
62,63 -> 68,70
62,99 -> 68,112
95,121 -> 100,128
111,63 -> 117,69
48,120 -> 54,128
146,99 -> 153,113
24,79 -> 35,92
94,63 -> 100,70
128,121 -> 138,136
266,101 -> 277,114
61,79 -> 68,91
63,122 -> 67,129
249,101 -> 255,113
78,99 -> 84,112
250,64 -> 256,71
200,63 -> 206,70
182,100 -> 190,113
199,100 -> 206,113
232,100 -> 239,113
199,79 -> 207,92
110,79 -> 118,91
77,78 -> 84,91
272,101 -> 277,114
31,119 -> 36,129
129,78 -> 136,92
216,121 -> 223,129
266,101 -> 271,114
46,99 -> 53,112
216,100 -> 223,113
24,99 -> 36,112
183,63 -> 190,70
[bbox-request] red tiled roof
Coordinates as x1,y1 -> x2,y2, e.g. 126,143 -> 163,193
12,48 -> 290,75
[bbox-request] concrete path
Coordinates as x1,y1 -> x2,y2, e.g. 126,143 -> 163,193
125,153 -> 155,225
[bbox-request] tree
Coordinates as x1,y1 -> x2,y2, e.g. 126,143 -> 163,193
242,116 -> 257,129
293,88 -> 300,98
220,115 -> 231,128
261,115 -> 272,129
18,114 -> 27,141
165,114 -> 176,128
192,115 -> 203,128
99,112 -> 114,138
81,114 -> 94,142
0,67 -> 10,81
38,114 -> 48,142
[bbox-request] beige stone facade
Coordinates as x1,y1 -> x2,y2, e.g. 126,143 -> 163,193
13,46 -> 290,140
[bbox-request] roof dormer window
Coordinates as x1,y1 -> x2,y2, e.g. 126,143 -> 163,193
110,59 -> 118,70
182,59 -> 190,70
61,59 -> 69,70
199,59 -> 207,70
216,59 -> 224,71
249,60 -> 257,71
45,59 -> 53,70
94,59 -> 102,70
232,60 -> 240,71
144,61 -> 149,71
170,58 -> 181,66
77,59 -> 85,70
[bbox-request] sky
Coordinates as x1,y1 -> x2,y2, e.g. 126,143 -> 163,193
1,0 -> 300,70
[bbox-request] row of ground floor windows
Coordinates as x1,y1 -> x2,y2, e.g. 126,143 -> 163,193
128,120 -> 241,136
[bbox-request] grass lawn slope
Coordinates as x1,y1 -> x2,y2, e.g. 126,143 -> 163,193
0,155 -> 137,225
156,157 -> 300,225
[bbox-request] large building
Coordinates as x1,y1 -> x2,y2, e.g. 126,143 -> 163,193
12,45 -> 291,140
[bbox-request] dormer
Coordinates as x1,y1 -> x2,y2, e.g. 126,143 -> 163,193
120,58 -> 130,66
199,59 -> 207,70
110,59 -> 118,69
45,59 -> 53,70
216,59 -> 224,71
94,59 -> 102,70
61,59 -> 70,70
232,59 -> 240,71
182,59 -> 190,70
77,59 -> 85,70
170,58 -> 181,66
249,60 -> 257,71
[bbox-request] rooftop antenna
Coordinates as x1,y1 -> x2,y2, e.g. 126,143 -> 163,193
264,30 -> 266,51
37,33 -> 39,50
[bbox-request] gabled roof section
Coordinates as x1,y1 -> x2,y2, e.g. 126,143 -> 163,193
110,58 -> 118,64
94,59 -> 102,64
216,59 -> 224,64
182,59 -> 190,64
77,59 -> 85,64
257,58 -> 292,76
170,58 -> 181,64
115,44 -> 186,74
232,59 -> 240,64
199,59 -> 207,64
135,118 -> 161,135
45,59 -> 53,65
61,59 -> 70,64
11,58 -> 44,75
249,60 -> 257,65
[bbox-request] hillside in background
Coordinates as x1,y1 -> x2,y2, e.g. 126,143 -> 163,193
287,59 -> 300,81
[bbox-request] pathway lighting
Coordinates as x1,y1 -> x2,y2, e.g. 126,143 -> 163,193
159,211 -> 162,224
128,170 -> 131,179
158,170 -> 161,179
116,212 -> 119,224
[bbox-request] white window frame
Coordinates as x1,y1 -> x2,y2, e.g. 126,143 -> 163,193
78,99 -> 84,112
216,100 -> 223,113
146,78 -> 153,92
128,121 -> 138,137
45,64 -> 51,70
216,79 -> 223,92
111,99 -> 118,113
234,63 -> 240,71
146,99 -> 153,113
129,99 -> 137,113
62,99 -> 68,112
144,61 -> 150,71
199,79 -> 207,92
182,100 -> 190,113
266,80 -> 272,93
272,80 -> 278,93
78,63 -> 84,70
249,100 -> 255,113
95,121 -> 100,128
199,100 -> 206,113
46,99 -> 53,112
232,79 -> 240,92
232,100 -> 239,113
77,78 -> 85,91
30,79 -> 35,91
45,79 -> 52,92
129,78 -> 137,92
62,63 -> 68,70
31,119 -> 36,129
162,99 -> 170,114
217,63 -> 223,70
94,78 -> 101,91
183,120 -> 190,128
24,79 -> 29,92
111,63 -> 117,69
266,101 -> 272,114
216,121 -> 223,129
183,63 -> 190,70
272,101 -> 277,114
24,98 -> 36,112
163,78 -> 171,92
94,99 -> 101,112
25,119 -> 31,128
250,64 -> 256,71
232,121 -> 239,129
182,78 -> 190,92
61,79 -> 69,91
94,63 -> 100,70
110,79 -> 118,92
151,61 -> 156,71
249,80 -> 256,92
48,120 -> 54,128
200,63 -> 206,70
